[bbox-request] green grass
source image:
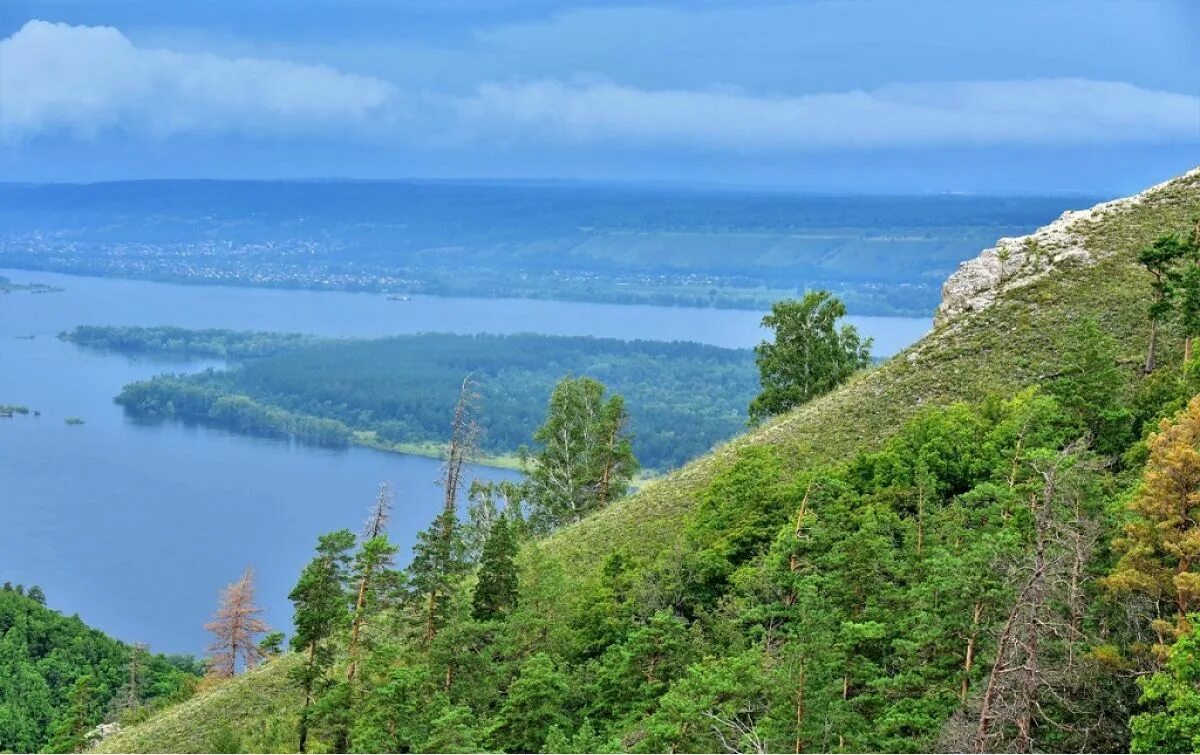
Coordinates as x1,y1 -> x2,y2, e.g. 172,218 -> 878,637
354,431 -> 526,471
92,655 -> 306,754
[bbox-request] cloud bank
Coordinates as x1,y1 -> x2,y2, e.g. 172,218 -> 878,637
457,78 -> 1200,150
0,20 -> 397,142
3,20 -> 1197,151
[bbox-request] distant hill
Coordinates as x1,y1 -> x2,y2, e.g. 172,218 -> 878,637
0,180 -> 1091,315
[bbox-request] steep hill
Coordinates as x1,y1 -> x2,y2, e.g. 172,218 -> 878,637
97,166 -> 1200,753
541,166 -> 1200,575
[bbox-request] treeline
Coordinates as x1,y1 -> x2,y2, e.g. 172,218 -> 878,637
108,331 -> 758,470
185,311 -> 1200,753
0,585 -> 199,753
63,326 -> 322,361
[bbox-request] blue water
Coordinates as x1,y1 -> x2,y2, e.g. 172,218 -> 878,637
0,270 -> 931,655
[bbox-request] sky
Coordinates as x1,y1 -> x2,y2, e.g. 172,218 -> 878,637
0,0 -> 1198,192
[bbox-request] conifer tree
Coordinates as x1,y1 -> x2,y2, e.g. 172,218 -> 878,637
472,516 -> 519,621
45,674 -> 99,754
1106,394 -> 1200,648
1138,234 -> 1187,373
288,530 -> 355,753
347,484 -> 397,683
204,567 -> 270,679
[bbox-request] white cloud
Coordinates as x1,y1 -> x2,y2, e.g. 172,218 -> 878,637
2,19 -> 1196,153
0,20 -> 398,142
456,77 -> 1200,150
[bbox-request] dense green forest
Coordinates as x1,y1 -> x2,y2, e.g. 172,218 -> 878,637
87,168 -> 1200,755
0,585 -> 198,753
97,330 -> 759,470
63,326 -> 322,361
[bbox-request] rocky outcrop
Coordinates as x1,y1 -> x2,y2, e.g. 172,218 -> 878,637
935,166 -> 1200,327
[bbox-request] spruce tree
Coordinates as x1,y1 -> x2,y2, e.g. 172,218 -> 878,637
471,517 -> 519,621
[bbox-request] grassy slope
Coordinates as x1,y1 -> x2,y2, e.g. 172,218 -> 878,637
539,166 -> 1200,574
101,167 -> 1199,752
93,655 -> 305,754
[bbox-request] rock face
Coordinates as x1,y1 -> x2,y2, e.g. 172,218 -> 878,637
86,722 -> 123,743
935,166 -> 1200,328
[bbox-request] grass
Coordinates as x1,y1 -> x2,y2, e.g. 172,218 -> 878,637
354,431 -> 526,471
92,654 -> 306,754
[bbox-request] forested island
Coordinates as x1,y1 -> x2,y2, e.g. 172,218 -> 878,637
67,327 -> 760,471
0,275 -> 62,294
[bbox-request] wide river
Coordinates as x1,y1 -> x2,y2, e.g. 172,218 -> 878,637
1,269 -> 931,655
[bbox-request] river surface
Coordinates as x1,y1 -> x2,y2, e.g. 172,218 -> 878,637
0,270 -> 932,655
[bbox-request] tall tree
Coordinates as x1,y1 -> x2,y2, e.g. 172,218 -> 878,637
472,516 -> 519,621
1138,234 -> 1187,374
288,530 -> 355,753
204,567 -> 270,679
749,291 -> 872,423
1105,394 -> 1200,649
347,484 -> 397,683
525,375 -> 638,531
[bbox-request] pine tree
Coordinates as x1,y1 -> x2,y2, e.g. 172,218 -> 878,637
45,674 -> 99,754
1138,234 -> 1187,373
204,566 -> 270,679
1105,394 -> 1200,649
471,517 -> 519,621
408,504 -> 468,645
287,530 -> 354,753
347,484 -> 397,683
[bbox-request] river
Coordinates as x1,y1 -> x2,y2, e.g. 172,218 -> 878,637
0,269 -> 931,655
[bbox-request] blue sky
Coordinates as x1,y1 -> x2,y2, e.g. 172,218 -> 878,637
1,0 -> 1197,191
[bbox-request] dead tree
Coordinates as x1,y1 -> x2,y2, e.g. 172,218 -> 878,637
204,566 -> 269,678
971,441 -> 1103,753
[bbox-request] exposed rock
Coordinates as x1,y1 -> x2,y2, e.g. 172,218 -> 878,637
86,722 -> 123,742
935,166 -> 1200,328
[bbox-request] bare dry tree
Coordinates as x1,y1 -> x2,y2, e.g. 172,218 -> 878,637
964,440 -> 1105,754
441,375 -> 482,517
204,566 -> 269,679
363,480 -> 393,541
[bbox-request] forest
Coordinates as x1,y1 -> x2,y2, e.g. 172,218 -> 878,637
0,586 -> 199,753
98,330 -> 759,470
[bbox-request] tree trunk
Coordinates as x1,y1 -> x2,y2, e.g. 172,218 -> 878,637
1146,320 -> 1159,374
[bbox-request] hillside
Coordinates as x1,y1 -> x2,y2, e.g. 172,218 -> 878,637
97,166 -> 1200,754
542,166 -> 1200,575
92,655 -> 305,754
0,586 -> 196,753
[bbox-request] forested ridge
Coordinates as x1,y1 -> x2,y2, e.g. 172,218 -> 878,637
0,586 -> 198,753
85,331 -> 758,471
50,167 -> 1200,754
